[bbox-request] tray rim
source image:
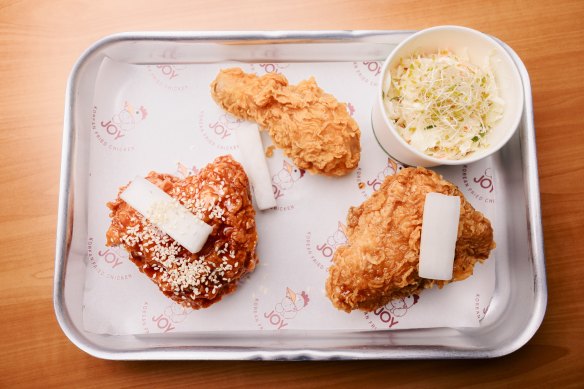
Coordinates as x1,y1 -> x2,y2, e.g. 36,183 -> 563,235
53,30 -> 547,360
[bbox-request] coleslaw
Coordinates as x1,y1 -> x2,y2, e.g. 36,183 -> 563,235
383,50 -> 504,159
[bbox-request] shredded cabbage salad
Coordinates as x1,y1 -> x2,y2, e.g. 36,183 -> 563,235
383,50 -> 504,159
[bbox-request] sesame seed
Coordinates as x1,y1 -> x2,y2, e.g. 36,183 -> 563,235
114,172 -> 249,306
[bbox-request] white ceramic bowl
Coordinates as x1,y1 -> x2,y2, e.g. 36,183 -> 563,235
372,25 -> 524,167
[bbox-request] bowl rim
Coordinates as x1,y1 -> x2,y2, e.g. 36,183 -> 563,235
377,25 -> 525,166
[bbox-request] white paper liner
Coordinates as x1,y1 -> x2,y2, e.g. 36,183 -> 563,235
83,58 -> 498,335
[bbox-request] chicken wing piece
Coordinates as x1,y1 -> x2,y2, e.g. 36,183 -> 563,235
106,155 -> 258,310
326,167 -> 495,312
210,67 -> 360,176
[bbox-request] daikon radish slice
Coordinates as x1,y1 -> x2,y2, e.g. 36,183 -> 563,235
235,121 -> 277,210
121,177 -> 212,253
418,192 -> 461,280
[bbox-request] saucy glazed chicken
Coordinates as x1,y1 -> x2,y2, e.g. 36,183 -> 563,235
106,155 -> 258,309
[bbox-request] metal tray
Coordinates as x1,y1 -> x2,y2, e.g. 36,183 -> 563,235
54,31 -> 546,360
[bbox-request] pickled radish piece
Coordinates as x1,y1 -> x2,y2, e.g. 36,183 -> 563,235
418,192 -> 461,280
121,177 -> 212,253
235,121 -> 277,210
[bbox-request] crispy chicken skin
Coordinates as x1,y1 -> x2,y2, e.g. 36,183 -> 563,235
326,167 -> 495,312
106,155 -> 258,310
210,67 -> 361,176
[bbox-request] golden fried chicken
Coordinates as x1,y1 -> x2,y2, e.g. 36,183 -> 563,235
210,67 -> 360,176
326,167 -> 495,312
106,155 -> 258,309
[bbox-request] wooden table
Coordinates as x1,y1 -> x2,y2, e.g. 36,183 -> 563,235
1,0 -> 583,386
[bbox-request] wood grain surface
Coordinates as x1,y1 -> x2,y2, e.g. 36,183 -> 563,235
1,0 -> 583,387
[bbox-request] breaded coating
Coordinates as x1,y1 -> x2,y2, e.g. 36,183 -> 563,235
106,155 -> 258,309
326,167 -> 495,312
210,67 -> 360,176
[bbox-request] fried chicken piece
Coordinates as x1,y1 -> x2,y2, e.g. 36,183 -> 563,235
106,155 -> 258,309
326,167 -> 495,312
210,67 -> 360,176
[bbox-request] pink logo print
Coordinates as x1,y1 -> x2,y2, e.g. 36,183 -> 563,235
272,160 -> 305,199
274,288 -> 310,319
198,111 -> 239,151
387,294 -> 419,317
147,302 -> 192,333
316,222 -> 348,258
473,168 -> 494,193
362,61 -> 382,77
155,64 -> 184,80
97,247 -> 125,269
208,113 -> 242,140
305,220 -> 348,271
347,102 -> 356,116
461,164 -> 495,204
475,293 -> 491,321
148,64 -> 189,91
100,101 -> 147,140
353,61 -> 382,86
164,303 -> 192,324
87,238 -> 133,280
263,287 -> 310,329
366,294 -> 419,329
176,162 -> 199,178
151,313 -> 176,333
363,158 -> 403,192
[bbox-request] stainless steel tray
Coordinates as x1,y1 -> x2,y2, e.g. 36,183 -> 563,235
54,31 -> 546,360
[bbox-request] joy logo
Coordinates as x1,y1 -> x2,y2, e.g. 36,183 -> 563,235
316,222 -> 348,259
363,61 -> 382,76
367,158 -> 403,191
272,160 -> 306,199
154,64 -> 183,80
462,165 -> 496,204
364,294 -> 419,329
164,303 -> 192,323
147,64 -> 189,91
473,168 -> 494,193
251,63 -> 290,74
263,287 -> 310,329
198,111 -> 239,151
305,221 -> 347,271
361,61 -> 381,76
151,313 -> 176,333
176,162 -> 199,178
97,247 -> 125,269
209,113 -> 242,140
86,237 -> 132,281
142,302 -> 192,334
356,158 -> 403,197
353,61 -> 382,86
92,102 -> 145,152
385,294 -> 419,318
98,101 -> 147,142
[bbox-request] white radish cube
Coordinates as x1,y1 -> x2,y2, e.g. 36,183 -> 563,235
120,177 -> 213,253
418,192 -> 461,280
235,121 -> 277,210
